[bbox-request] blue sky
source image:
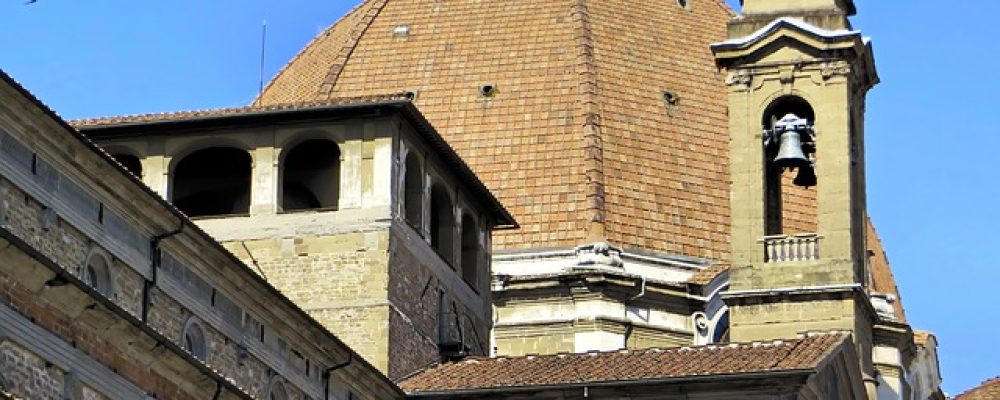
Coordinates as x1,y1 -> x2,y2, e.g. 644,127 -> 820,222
2,0 -> 997,395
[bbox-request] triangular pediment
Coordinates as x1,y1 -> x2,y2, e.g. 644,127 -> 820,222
712,17 -> 867,65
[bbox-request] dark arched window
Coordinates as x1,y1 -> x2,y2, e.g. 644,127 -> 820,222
111,153 -> 142,177
84,252 -> 113,298
172,147 -> 251,217
404,153 -> 423,228
181,318 -> 207,361
282,139 -> 340,211
430,184 -> 455,264
460,214 -> 479,290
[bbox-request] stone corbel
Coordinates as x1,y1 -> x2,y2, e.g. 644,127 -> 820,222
726,69 -> 753,91
815,61 -> 852,84
570,241 -> 623,270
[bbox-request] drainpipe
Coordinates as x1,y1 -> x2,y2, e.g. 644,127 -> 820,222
629,275 -> 647,301
143,219 -> 184,322
212,380 -> 222,400
323,353 -> 353,400
623,275 -> 647,349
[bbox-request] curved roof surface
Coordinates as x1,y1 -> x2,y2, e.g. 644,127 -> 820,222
258,0 -> 734,259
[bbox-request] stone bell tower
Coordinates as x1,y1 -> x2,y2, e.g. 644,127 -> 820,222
712,0 -> 879,386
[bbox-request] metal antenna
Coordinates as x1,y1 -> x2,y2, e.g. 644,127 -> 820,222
258,20 -> 268,101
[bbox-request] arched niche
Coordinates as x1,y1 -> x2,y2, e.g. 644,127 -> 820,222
460,214 -> 479,290
172,147 -> 251,217
281,139 -> 341,211
404,152 -> 424,228
181,317 -> 207,361
430,184 -> 455,265
267,377 -> 289,400
84,251 -> 114,298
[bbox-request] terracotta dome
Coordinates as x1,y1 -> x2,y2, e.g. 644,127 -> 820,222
259,0 -> 734,259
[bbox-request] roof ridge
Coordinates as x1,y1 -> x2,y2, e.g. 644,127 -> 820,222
315,0 -> 391,100
570,0 -> 607,242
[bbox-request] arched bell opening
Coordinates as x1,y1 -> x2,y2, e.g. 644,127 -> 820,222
404,152 -> 424,229
762,96 -> 818,235
110,153 -> 142,178
172,147 -> 252,218
460,214 -> 480,291
430,184 -> 455,265
281,139 -> 341,211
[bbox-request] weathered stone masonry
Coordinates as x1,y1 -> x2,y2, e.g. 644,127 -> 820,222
0,72 -> 402,400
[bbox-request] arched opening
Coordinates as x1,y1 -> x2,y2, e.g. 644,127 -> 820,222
181,318 -> 207,361
268,379 -> 289,400
84,252 -> 113,298
111,153 -> 142,177
762,95 -> 815,131
460,214 -> 479,290
763,96 -> 817,235
430,184 -> 455,265
172,147 -> 251,217
282,139 -> 340,211
404,153 -> 423,228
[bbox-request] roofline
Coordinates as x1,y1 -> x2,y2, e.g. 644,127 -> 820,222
0,69 -> 406,397
711,17 -> 862,52
76,101 -> 517,229
405,368 -> 814,397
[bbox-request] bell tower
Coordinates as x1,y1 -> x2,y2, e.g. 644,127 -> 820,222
713,0 -> 879,390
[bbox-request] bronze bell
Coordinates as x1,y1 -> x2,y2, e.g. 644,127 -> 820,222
773,129 -> 810,170
793,160 -> 817,187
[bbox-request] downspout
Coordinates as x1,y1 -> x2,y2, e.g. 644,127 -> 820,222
143,219 -> 185,322
323,353 -> 353,400
212,380 -> 222,400
623,275 -> 647,349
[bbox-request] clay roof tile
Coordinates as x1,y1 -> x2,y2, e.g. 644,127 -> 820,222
400,331 -> 849,394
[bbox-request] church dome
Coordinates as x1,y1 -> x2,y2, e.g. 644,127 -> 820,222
259,0 -> 734,259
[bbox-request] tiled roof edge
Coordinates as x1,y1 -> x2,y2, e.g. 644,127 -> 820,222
954,377 -> 1000,400
72,94 -> 410,128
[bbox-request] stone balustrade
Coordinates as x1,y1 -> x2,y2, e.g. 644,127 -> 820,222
761,234 -> 822,263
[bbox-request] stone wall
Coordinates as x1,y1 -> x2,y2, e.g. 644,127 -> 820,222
0,77 -> 402,400
223,230 -> 392,372
0,341 -> 65,400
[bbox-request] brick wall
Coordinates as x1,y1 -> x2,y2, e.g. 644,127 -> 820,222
387,231 -> 490,380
